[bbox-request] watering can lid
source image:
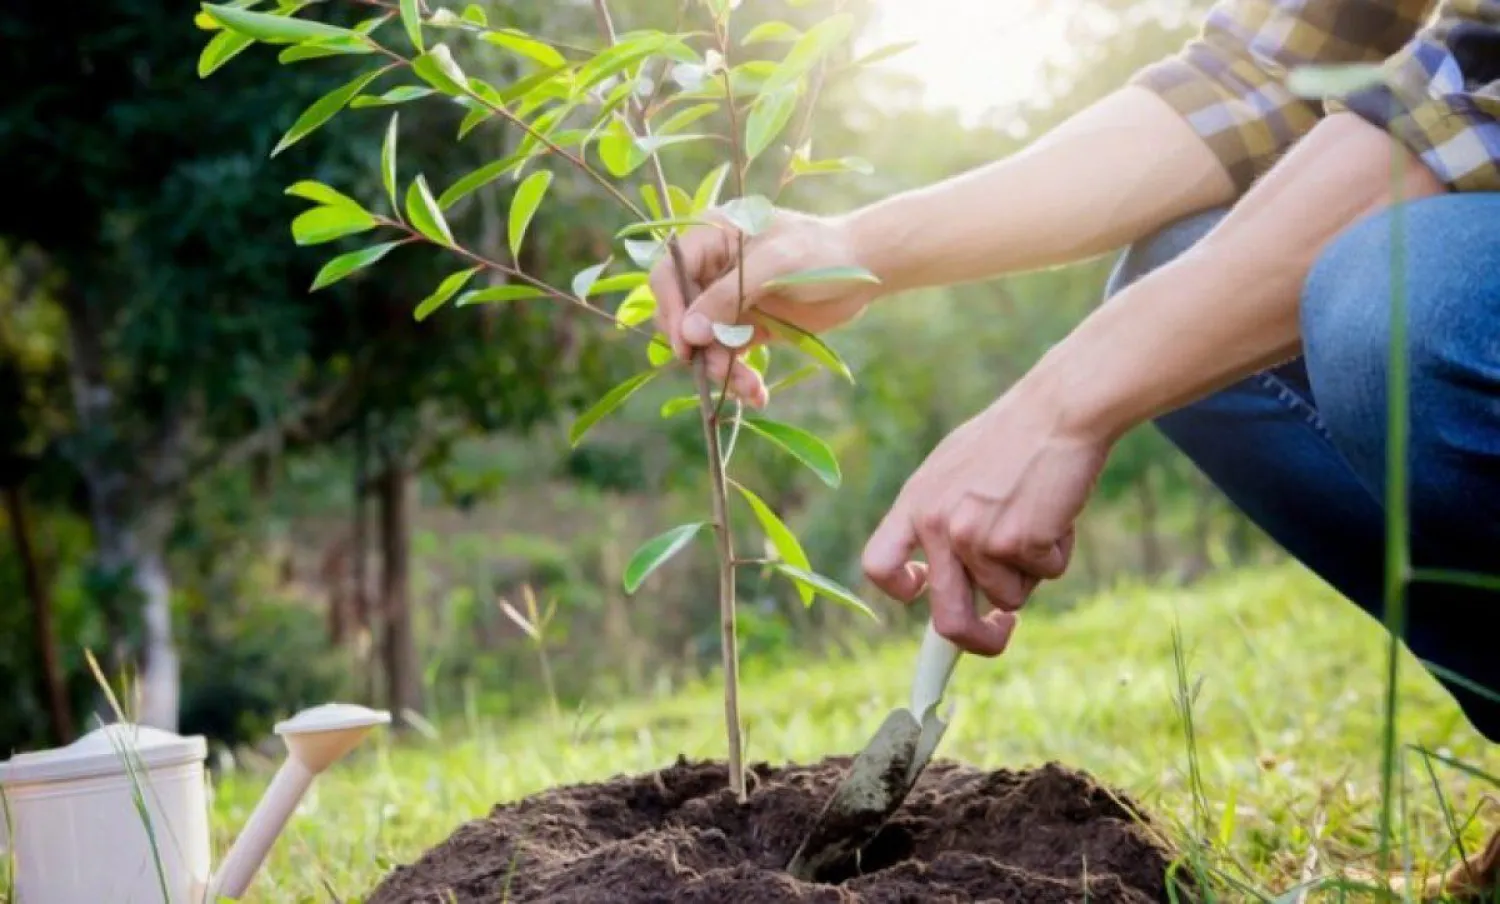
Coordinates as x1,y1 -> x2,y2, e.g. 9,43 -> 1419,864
0,723 -> 206,785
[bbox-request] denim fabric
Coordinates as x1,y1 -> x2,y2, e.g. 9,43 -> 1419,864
1104,194 -> 1500,740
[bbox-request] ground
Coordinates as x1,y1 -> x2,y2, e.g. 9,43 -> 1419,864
213,565 -> 1500,901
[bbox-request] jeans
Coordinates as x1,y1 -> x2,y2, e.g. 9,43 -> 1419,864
1104,193 -> 1500,740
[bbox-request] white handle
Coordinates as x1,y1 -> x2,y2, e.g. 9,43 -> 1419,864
909,619 -> 961,715
210,757 -> 314,900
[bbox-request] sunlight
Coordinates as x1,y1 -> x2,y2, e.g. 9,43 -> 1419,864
863,0 -> 1072,121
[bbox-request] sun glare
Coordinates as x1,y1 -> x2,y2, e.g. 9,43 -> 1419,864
862,1 -> 1070,122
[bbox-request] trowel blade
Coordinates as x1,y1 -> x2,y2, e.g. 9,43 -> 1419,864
905,703 -> 951,787
785,708 -> 922,882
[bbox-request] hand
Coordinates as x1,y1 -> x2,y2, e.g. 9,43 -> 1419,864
860,377 -> 1108,655
648,207 -> 878,406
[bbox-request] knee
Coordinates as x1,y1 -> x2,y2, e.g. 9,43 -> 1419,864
1103,207 -> 1230,301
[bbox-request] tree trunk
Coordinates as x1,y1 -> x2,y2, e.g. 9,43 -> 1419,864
3,484 -> 74,744
61,284 -> 180,730
1136,469 -> 1163,579
378,462 -> 422,727
353,415 -> 376,701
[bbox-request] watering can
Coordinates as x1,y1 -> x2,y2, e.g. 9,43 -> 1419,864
0,702 -> 389,903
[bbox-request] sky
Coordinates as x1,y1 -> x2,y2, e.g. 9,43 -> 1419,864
860,1 -> 1072,121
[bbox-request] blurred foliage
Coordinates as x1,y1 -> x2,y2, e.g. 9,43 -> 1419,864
0,0 -> 1272,755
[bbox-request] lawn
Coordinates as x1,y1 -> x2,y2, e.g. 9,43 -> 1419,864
213,565 -> 1500,901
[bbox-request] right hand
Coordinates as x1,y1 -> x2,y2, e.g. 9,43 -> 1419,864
648,206 -> 879,407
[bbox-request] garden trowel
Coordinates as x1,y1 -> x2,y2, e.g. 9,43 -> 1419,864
786,619 -> 961,881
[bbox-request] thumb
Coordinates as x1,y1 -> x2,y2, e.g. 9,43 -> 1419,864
681,264 -> 752,348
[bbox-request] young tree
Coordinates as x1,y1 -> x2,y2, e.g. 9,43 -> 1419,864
197,0 -> 895,796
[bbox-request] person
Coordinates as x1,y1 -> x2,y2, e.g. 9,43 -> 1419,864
649,0 -> 1500,895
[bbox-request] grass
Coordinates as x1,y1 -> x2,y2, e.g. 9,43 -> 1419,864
206,564 -> 1500,901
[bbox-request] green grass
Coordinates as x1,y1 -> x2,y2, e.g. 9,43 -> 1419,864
208,564 -> 1498,901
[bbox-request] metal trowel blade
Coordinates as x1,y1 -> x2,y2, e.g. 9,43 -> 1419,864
785,708 -> 925,882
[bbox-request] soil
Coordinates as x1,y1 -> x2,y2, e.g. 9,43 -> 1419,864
366,757 -> 1180,903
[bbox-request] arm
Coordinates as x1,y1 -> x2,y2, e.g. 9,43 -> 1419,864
1031,111 -> 1445,446
842,86 -> 1235,295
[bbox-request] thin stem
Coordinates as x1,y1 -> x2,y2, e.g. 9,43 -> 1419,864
591,0 -> 745,801
713,34 -> 748,424
355,33 -> 648,221
378,217 -> 665,347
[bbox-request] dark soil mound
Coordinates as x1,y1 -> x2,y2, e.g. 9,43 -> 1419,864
366,757 -> 1179,903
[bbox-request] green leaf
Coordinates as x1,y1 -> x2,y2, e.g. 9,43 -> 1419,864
660,103 -> 718,135
414,267 -> 482,321
427,8 -> 465,28
623,522 -> 707,593
742,21 -> 800,45
789,155 -> 872,177
764,317 -> 853,382
693,163 -> 730,213
291,206 -> 378,246
762,13 -> 854,97
571,261 -> 609,299
351,86 -> 436,108
285,180 -> 364,210
763,265 -> 879,290
639,184 -> 664,218
771,565 -> 876,619
576,32 -> 672,92
482,29 -> 567,69
1286,63 -> 1386,98
614,216 -> 712,239
456,284 -> 549,306
462,4 -> 487,26
668,185 -> 695,218
198,29 -> 252,77
437,153 -> 522,209
614,285 -> 656,327
719,195 -> 774,236
636,133 -> 709,156
399,0 -> 423,51
745,84 -> 798,161
412,44 -> 468,96
746,344 -> 770,375
624,237 -> 666,269
769,363 -> 818,394
588,272 -> 649,296
405,175 -> 454,245
660,395 -> 697,418
382,114 -> 400,215
848,40 -> 917,69
712,323 -> 755,349
310,241 -> 402,291
272,68 -> 383,157
200,4 -> 353,43
742,416 -> 840,487
599,119 -> 642,177
278,36 -> 374,63
569,368 -> 659,446
647,333 -> 673,366
508,170 -> 552,260
732,482 -> 811,603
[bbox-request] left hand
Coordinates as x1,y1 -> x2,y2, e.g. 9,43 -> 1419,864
860,378 -> 1109,655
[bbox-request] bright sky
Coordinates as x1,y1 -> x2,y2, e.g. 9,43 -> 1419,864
861,1 -> 1072,121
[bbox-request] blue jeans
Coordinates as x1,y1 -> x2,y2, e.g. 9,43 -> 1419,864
1105,194 -> 1500,740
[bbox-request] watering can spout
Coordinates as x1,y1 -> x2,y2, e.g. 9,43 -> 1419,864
209,704 -> 390,901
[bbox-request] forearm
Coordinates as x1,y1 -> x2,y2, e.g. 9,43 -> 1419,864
841,86 -> 1235,296
1030,113 -> 1446,444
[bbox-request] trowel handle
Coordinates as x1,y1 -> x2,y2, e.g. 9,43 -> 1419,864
909,619 -> 961,716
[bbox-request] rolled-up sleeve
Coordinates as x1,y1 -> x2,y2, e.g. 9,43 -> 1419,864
1130,0 -> 1431,193
1329,0 -> 1500,192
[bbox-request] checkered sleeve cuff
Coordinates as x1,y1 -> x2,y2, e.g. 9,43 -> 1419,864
1327,4 -> 1500,192
1132,45 -> 1324,194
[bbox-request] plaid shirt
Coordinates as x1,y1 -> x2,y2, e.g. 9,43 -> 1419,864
1133,0 -> 1500,192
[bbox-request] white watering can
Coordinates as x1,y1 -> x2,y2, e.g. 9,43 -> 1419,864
0,702 -> 389,903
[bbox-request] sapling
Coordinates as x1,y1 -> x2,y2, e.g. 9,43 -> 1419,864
195,0 -> 896,800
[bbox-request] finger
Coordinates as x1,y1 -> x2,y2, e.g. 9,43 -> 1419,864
961,555 -> 1033,612
862,506 -> 926,602
681,249 -> 786,348
650,225 -> 729,358
702,347 -> 769,409
1011,535 -> 1070,580
920,526 -> 1010,656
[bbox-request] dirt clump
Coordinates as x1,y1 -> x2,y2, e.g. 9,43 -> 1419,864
366,757 -> 1179,903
